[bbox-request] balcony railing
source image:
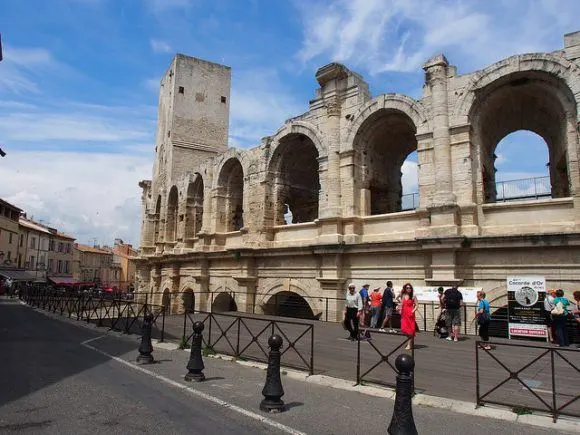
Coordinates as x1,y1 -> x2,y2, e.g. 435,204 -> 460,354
494,176 -> 551,202
401,192 -> 419,211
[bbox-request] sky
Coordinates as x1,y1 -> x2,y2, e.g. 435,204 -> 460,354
0,0 -> 579,247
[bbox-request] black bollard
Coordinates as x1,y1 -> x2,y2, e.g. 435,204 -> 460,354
260,334 -> 285,413
136,313 -> 155,365
388,354 -> 418,435
184,321 -> 205,382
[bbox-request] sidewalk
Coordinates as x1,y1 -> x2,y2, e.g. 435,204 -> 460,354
161,311 -> 580,413
87,331 -> 577,434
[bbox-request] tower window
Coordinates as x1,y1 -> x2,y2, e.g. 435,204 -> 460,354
178,86 -> 185,94
221,96 -> 227,103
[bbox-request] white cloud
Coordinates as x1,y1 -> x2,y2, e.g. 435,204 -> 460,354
3,151 -> 153,246
401,159 -> 418,195
150,38 -> 173,54
229,69 -> 305,148
296,0 -> 580,74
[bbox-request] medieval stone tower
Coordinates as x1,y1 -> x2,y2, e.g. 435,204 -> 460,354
141,55 -> 231,249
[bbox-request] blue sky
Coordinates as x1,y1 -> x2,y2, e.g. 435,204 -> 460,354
0,0 -> 579,246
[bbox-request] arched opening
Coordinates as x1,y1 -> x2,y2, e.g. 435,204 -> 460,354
494,131 -> 551,201
262,291 -> 315,320
353,109 -> 418,215
154,195 -> 162,243
212,292 -> 237,312
182,288 -> 195,312
165,186 -> 178,242
401,150 -> 419,210
471,71 -> 573,203
161,288 -> 171,312
217,159 -> 244,232
270,134 -> 320,224
185,176 -> 204,239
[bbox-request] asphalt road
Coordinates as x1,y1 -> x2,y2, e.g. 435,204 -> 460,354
0,298 -> 281,434
1,298 -> 575,435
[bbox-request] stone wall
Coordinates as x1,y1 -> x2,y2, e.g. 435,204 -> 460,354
137,32 -> 580,323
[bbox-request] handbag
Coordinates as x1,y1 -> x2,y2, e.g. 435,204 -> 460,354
551,301 -> 564,316
477,311 -> 490,325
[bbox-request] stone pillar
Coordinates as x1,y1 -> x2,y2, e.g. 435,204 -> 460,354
423,55 -> 455,206
150,265 -> 161,303
135,262 -> 151,304
315,250 -> 346,322
321,98 -> 342,218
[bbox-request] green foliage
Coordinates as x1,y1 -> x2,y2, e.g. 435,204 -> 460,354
202,346 -> 216,357
511,406 -> 533,416
178,336 -> 190,350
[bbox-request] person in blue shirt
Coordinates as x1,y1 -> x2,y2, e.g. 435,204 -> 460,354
359,284 -> 370,338
552,289 -> 571,347
476,291 -> 491,350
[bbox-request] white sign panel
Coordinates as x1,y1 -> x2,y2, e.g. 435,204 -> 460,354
411,287 -> 480,303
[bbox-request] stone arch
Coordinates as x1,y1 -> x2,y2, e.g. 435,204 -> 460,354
165,186 -> 179,242
216,158 -> 244,232
350,106 -> 420,215
212,291 -> 238,312
344,94 -> 430,152
161,288 -> 171,311
256,283 -> 322,319
181,287 -> 195,312
184,173 -> 204,240
465,65 -> 577,203
268,121 -> 328,164
453,53 -> 580,123
267,132 -> 321,225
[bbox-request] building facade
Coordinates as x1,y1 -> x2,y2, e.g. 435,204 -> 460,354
46,230 -> 75,284
0,198 -> 22,268
112,238 -> 138,291
18,217 -> 51,280
72,243 -> 120,287
137,32 -> 580,321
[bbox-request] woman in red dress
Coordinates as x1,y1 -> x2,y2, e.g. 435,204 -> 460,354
399,283 -> 418,350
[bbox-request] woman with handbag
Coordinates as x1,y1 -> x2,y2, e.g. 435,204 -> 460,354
476,291 -> 491,350
552,289 -> 570,347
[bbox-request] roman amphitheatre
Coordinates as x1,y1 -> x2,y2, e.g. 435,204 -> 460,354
136,30 -> 580,327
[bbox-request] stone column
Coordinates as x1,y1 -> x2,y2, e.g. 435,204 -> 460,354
423,55 -> 456,206
321,98 -> 342,218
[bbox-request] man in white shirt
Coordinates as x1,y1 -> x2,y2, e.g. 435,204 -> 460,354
344,283 -> 363,341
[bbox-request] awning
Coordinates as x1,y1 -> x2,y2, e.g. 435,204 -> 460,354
0,269 -> 39,282
48,277 -> 78,286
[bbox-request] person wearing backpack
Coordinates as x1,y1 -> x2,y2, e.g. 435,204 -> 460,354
476,291 -> 491,350
552,289 -> 570,347
442,287 -> 464,342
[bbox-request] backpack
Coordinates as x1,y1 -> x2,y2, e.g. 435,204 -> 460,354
445,289 -> 461,309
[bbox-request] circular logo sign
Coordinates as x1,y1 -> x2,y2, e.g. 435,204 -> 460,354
514,286 -> 538,307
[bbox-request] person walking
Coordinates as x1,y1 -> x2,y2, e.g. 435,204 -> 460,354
380,281 -> 395,333
369,286 -> 382,328
476,291 -> 491,350
572,291 -> 580,348
552,289 -> 570,347
399,283 -> 418,350
443,287 -> 464,342
344,283 -> 363,341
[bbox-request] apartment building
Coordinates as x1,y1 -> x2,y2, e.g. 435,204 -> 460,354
72,243 -> 120,287
46,229 -> 75,285
18,217 -> 51,280
0,198 -> 22,268
112,239 -> 138,291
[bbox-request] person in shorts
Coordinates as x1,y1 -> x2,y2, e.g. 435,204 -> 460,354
443,287 -> 463,342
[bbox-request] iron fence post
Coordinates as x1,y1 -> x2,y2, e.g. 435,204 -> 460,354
182,307 -> 188,343
325,298 -> 329,322
356,334 -> 361,385
463,305 -> 467,335
310,325 -> 314,376
551,349 -> 557,422
236,317 -> 241,356
208,313 -> 213,348
160,306 -> 166,342
423,304 -> 427,331
475,341 -> 480,407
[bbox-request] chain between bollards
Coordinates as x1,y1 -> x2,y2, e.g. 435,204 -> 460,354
388,354 -> 418,435
184,321 -> 205,382
260,334 -> 285,413
136,313 -> 155,365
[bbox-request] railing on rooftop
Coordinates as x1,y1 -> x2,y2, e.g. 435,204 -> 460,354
401,192 -> 419,211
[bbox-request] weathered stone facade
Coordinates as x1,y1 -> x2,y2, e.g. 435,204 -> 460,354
137,32 -> 580,321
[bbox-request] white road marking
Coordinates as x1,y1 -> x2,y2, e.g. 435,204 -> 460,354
80,340 -> 306,435
80,335 -> 106,345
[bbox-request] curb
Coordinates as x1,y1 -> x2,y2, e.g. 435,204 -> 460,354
185,349 -> 579,434
18,303 -> 579,433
